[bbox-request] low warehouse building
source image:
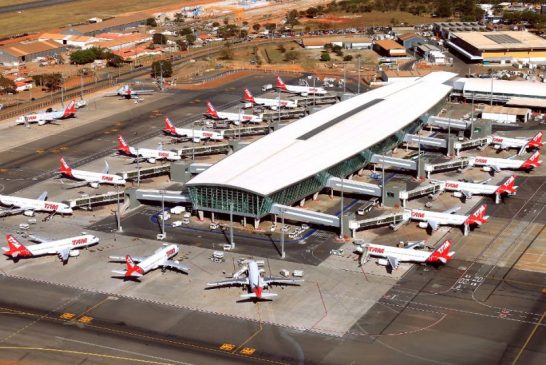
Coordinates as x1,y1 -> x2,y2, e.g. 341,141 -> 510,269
480,105 -> 531,123
186,72 -> 456,224
447,31 -> 546,63
373,39 -> 406,57
0,40 -> 66,64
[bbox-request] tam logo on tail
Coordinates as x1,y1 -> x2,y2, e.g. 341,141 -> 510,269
117,135 -> 131,154
527,131 -> 544,148
206,102 -> 218,118
243,89 -> 255,103
59,157 -> 72,176
4,235 -> 31,258
63,101 -> 76,117
276,76 -> 287,90
125,255 -> 143,277
163,117 -> 176,134
496,175 -> 517,194
426,240 -> 454,264
466,204 -> 488,225
521,151 -> 542,169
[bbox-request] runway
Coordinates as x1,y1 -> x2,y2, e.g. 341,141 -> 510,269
0,0 -> 78,14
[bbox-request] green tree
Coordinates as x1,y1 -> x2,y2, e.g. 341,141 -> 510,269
180,27 -> 192,35
343,55 -> 353,62
146,17 -> 157,27
287,9 -> 299,25
176,39 -> 188,51
69,47 -> 103,64
284,50 -> 299,62
107,54 -> 123,67
151,60 -> 173,78
436,1 -> 452,18
306,7 -> 318,18
153,33 -> 167,45
252,23 -> 261,32
0,75 -> 16,94
212,21 -> 220,27
320,52 -> 331,62
185,33 -> 196,45
219,46 -> 234,60
33,73 -> 62,90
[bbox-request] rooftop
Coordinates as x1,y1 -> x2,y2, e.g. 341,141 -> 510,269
1,40 -> 64,57
458,78 -> 546,98
187,72 -> 456,196
67,14 -> 148,34
302,36 -> 371,47
374,39 -> 405,50
94,34 -> 150,49
452,31 -> 546,51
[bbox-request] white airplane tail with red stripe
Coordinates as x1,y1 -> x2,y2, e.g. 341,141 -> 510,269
59,157 -> 73,176
206,101 -> 219,118
527,131 -> 544,148
243,89 -> 255,103
276,76 -> 287,90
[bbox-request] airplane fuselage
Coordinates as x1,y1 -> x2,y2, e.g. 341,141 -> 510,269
366,244 -> 430,263
70,169 -> 126,186
137,244 -> 179,274
443,180 -> 499,196
0,195 -> 72,215
22,235 -> 99,257
407,209 -> 467,226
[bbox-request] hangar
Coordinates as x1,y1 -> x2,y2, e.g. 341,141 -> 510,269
447,31 -> 546,63
186,72 -> 457,223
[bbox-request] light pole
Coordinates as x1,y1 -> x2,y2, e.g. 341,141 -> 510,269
339,177 -> 344,240
161,190 -> 166,238
277,87 -> 281,128
357,56 -> 361,94
381,156 -> 386,207
116,184 -> 123,232
136,147 -> 141,187
192,121 -> 195,161
280,209 -> 285,259
229,202 -> 235,249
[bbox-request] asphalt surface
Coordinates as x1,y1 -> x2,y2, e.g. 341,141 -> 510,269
0,0 -> 77,14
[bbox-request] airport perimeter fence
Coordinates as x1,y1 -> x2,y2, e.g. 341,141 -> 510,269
0,38 -> 299,122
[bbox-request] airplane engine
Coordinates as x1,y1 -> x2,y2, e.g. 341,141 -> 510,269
270,106 -> 278,111
482,166 -> 492,172
69,250 -> 80,257
90,182 -> 100,189
193,137 -> 201,143
418,222 -> 428,229
301,93 -> 308,97
493,144 -> 501,150
147,158 -> 156,164
377,259 -> 389,266
453,192 -> 463,198
23,210 -> 35,217
38,120 -> 46,126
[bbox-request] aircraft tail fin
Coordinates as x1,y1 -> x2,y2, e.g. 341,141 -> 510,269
37,191 -> 47,201
275,76 -> 287,90
521,150 -> 542,169
63,100 -> 76,117
527,131 -> 544,148
206,101 -> 218,118
117,135 -> 130,154
163,116 -> 176,134
59,156 -> 72,176
4,235 -> 31,258
496,175 -> 517,195
125,255 -> 143,277
426,239 -> 454,264
465,204 -> 488,226
243,89 -> 255,103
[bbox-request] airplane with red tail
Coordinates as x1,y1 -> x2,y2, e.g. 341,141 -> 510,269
204,102 -> 262,125
116,135 -> 180,163
59,157 -> 126,188
354,239 -> 455,270
242,88 -> 297,110
491,131 -> 543,155
206,259 -> 303,301
470,150 -> 542,173
163,116 -> 224,142
275,76 -> 327,96
16,100 -> 76,126
406,204 -> 489,236
438,175 -> 518,203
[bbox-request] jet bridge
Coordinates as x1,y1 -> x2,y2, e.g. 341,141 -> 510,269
134,189 -> 192,204
371,154 -> 417,171
348,211 -> 410,237
424,157 -> 473,178
427,116 -> 470,130
261,108 -> 306,122
118,165 -> 170,181
66,191 -> 124,209
325,176 -> 381,196
403,134 -> 447,149
177,143 -> 231,158
454,136 -> 492,156
223,126 -> 271,138
296,95 -> 339,106
398,181 -> 446,207
270,204 -> 339,227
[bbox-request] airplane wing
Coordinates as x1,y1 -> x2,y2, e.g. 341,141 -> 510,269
442,206 -> 461,214
518,145 -> 526,156
0,208 -> 25,217
57,247 -> 70,262
386,256 -> 400,269
491,165 -> 501,173
206,277 -> 249,288
61,180 -> 91,189
264,276 -> 304,286
461,190 -> 472,199
37,191 -> 48,201
133,89 -> 155,95
108,255 -> 146,263
28,234 -> 49,243
162,260 -> 189,274
428,220 -> 439,231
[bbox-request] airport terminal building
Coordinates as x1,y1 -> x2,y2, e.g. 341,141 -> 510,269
186,72 -> 457,221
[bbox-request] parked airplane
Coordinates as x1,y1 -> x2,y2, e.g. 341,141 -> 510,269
204,102 -> 263,124
109,244 -> 189,279
15,101 -> 76,126
105,84 -> 155,99
116,135 -> 181,163
3,234 -> 99,263
406,204 -> 488,236
242,89 -> 298,110
440,175 -> 518,202
470,151 -> 542,173
275,76 -> 327,96
59,157 -> 126,189
354,239 -> 455,270
491,131 -> 543,154
0,191 -> 72,217
206,259 -> 303,300
163,116 -> 224,142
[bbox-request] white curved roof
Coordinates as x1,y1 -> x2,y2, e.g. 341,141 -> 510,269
187,72 -> 456,196
460,78 -> 546,99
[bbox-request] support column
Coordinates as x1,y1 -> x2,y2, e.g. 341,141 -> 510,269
330,188 -> 334,199
299,198 -> 306,207
197,210 -> 204,221
357,168 -> 364,177
312,192 -> 319,201
463,223 -> 469,236
242,217 -> 246,227
495,193 -> 501,205
254,218 -> 260,230
211,212 -> 215,223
